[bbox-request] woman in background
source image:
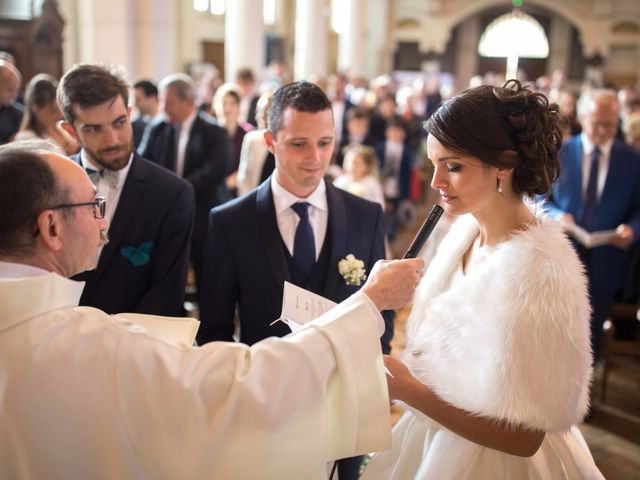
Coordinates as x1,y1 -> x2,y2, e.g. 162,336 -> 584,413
16,74 -> 78,155
212,83 -> 253,196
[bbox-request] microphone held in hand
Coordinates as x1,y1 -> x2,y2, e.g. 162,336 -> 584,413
403,205 -> 444,259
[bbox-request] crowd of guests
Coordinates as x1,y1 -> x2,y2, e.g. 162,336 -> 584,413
2,52 -> 639,365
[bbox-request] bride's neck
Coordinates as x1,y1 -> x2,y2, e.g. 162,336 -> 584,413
474,198 -> 535,247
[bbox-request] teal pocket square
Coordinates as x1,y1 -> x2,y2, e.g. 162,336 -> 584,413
120,241 -> 153,267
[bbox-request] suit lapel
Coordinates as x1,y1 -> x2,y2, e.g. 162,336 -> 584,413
571,138 -> 585,217
322,180 -> 347,297
256,178 -> 291,294
183,114 -> 202,177
93,155 -> 147,285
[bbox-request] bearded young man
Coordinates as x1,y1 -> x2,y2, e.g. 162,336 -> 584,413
58,64 -> 195,316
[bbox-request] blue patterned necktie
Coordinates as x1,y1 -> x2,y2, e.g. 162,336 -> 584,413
581,146 -> 601,232
291,202 -> 315,275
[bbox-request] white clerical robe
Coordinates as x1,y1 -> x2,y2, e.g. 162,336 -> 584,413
0,273 -> 391,479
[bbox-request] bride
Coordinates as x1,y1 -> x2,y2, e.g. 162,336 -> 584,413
362,80 -> 604,479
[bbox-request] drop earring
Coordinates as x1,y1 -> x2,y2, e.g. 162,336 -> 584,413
497,177 -> 503,193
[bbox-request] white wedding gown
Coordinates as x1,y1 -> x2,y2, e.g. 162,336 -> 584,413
362,214 -> 605,480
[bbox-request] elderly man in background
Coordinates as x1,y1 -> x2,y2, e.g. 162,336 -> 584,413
139,73 -> 231,291
542,89 -> 640,361
0,141 -> 423,479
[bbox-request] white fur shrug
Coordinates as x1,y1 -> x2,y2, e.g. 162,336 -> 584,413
404,214 -> 592,432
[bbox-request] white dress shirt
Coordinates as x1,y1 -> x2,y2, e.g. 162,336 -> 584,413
80,150 -> 132,223
175,110 -> 197,178
270,176 -> 328,260
581,133 -> 613,201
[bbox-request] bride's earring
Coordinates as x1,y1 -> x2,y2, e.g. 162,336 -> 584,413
497,177 -> 503,193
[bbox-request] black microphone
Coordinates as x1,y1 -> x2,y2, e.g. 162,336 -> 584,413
403,204 -> 444,259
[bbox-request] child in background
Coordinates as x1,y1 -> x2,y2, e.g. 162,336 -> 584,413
334,145 -> 386,211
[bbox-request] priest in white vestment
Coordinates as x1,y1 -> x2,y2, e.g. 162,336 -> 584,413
0,142 -> 424,479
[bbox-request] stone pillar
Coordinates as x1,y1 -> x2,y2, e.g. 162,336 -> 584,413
133,0 -> 176,80
294,0 -> 329,80
337,0 -> 365,76
76,0 -> 136,75
225,0 -> 266,82
366,0 -> 390,78
547,15 -> 571,78
455,15 -> 480,92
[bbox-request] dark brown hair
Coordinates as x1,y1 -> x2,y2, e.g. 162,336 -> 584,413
425,80 -> 563,196
0,143 -> 68,257
57,64 -> 129,125
19,74 -> 58,137
267,81 -> 332,135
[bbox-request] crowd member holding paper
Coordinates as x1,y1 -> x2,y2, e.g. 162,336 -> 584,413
0,141 -> 423,479
541,88 -> 640,361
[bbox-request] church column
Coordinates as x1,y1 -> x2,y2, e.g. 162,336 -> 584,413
75,0 -> 137,76
547,15 -> 571,79
294,0 -> 329,80
337,0 -> 365,76
225,0 -> 266,82
133,0 -> 176,80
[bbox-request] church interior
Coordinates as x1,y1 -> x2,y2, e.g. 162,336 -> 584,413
1,0 -> 640,478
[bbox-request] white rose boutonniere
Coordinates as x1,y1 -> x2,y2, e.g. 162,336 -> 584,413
338,254 -> 367,286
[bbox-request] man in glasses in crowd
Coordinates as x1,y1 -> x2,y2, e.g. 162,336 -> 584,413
0,141 -> 424,478
57,63 -> 195,317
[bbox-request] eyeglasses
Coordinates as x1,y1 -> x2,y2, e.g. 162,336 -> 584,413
51,196 -> 106,219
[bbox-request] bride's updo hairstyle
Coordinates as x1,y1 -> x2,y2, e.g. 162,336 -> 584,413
424,80 -> 563,197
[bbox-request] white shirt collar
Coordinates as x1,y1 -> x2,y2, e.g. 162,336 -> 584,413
0,261 -> 50,279
270,174 -> 328,215
179,110 -> 198,132
580,132 -> 613,160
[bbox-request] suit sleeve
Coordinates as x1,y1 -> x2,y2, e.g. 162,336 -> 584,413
137,123 -> 156,160
184,126 -> 231,196
197,208 -> 238,344
133,182 -> 195,317
369,204 -> 395,354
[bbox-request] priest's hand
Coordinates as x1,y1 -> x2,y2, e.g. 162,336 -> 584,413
362,258 -> 424,311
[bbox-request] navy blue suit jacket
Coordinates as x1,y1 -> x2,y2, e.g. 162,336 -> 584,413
72,153 -> 195,316
197,177 -> 394,352
375,141 -> 414,200
543,135 -> 640,296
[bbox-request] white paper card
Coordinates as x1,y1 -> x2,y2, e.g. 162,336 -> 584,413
562,222 -> 617,248
274,281 -> 337,333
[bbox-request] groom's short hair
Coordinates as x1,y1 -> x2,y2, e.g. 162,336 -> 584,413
267,81 -> 332,135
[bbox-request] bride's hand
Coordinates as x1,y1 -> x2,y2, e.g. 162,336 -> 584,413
384,355 -> 421,402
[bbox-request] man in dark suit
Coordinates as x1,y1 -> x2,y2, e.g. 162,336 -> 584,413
542,89 -> 640,360
198,81 -> 393,480
0,60 -> 23,144
58,64 -> 194,316
139,73 -> 231,289
131,79 -> 159,149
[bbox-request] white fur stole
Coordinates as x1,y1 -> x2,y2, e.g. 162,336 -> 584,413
403,214 -> 592,432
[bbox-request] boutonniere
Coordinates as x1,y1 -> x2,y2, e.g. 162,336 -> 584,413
338,254 -> 367,286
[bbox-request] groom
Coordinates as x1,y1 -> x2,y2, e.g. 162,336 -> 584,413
198,81 -> 393,479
